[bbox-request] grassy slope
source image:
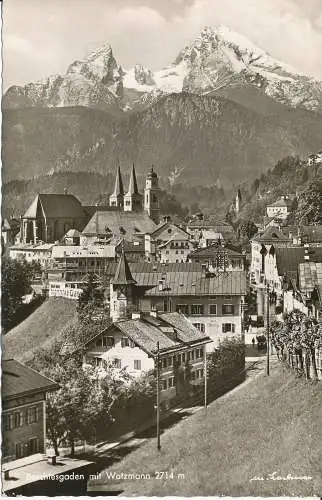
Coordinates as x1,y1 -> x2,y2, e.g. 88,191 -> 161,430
3,298 -> 77,363
92,364 -> 322,497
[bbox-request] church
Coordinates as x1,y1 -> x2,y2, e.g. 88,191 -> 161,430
18,165 -> 161,245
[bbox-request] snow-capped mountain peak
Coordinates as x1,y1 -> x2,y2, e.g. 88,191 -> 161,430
3,25 -> 322,113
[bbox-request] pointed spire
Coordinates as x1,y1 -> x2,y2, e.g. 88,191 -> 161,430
112,165 -> 124,196
113,246 -> 137,285
127,163 -> 139,195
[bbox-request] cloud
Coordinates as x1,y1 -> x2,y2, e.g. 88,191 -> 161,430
3,0 -> 322,88
117,6 -> 167,29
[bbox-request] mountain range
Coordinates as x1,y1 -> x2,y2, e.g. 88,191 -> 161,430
2,25 -> 322,204
4,26 -> 322,113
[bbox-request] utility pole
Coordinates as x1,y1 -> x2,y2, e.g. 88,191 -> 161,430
204,345 -> 207,409
156,341 -> 161,450
266,284 -> 270,376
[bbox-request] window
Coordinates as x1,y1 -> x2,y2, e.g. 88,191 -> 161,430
196,348 -> 203,359
168,377 -> 174,388
222,323 -> 235,333
27,407 -> 39,424
14,412 -> 21,428
125,201 -> 131,206
15,443 -> 25,459
222,304 -> 235,315
176,304 -> 189,315
190,350 -> 195,361
121,337 -> 130,348
191,304 -> 204,315
134,360 -> 141,370
102,336 -> 114,347
161,379 -> 167,391
29,438 -> 40,455
209,304 -> 217,315
3,414 -> 12,430
113,358 -> 122,369
193,323 -> 205,333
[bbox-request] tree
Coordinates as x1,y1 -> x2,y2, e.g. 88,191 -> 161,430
43,361 -> 117,455
237,219 -> 258,241
295,179 -> 322,224
1,257 -> 34,331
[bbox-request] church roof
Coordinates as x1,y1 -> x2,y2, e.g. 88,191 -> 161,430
111,165 -> 124,196
112,249 -> 137,285
23,194 -> 86,219
82,211 -> 157,238
126,164 -> 139,195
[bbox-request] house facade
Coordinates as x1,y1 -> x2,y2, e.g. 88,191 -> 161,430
82,253 -> 211,406
2,359 -> 58,463
145,221 -> 194,263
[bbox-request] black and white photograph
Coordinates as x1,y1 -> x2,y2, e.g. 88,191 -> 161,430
1,0 -> 322,496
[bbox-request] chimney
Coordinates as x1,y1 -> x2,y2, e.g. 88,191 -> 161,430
158,277 -> 166,291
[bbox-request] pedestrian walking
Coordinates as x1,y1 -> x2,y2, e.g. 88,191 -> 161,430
252,337 -> 255,349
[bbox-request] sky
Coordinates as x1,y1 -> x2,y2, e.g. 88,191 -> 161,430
3,0 -> 322,89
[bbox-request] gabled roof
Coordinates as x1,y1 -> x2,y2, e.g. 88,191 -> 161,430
114,313 -> 210,355
151,222 -> 190,240
190,244 -> 244,259
23,194 -> 86,219
2,359 -> 59,400
113,249 -> 137,285
65,229 -> 81,238
252,226 -> 290,243
267,197 -> 290,208
82,211 -> 157,238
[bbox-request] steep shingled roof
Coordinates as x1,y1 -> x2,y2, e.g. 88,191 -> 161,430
23,194 -> 86,219
2,359 -> 59,399
126,164 -> 139,195
113,249 -> 137,285
111,165 -> 124,196
112,313 -> 210,355
82,211 -> 157,238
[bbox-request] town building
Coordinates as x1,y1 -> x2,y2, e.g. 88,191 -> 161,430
250,226 -> 291,285
189,243 -> 246,271
82,252 -> 212,406
19,193 -> 88,244
47,244 -> 117,299
80,211 -> 157,246
186,217 -> 236,243
9,242 -> 54,267
266,196 -> 294,220
145,220 -> 194,263
2,359 -> 58,463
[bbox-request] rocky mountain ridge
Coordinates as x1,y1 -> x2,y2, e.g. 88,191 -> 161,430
4,26 -> 322,113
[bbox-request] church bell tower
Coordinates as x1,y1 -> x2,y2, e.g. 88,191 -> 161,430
144,167 -> 160,224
